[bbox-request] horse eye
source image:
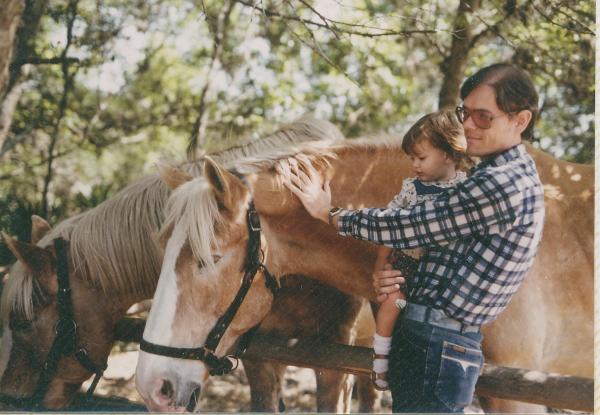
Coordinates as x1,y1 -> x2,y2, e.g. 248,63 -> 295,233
9,318 -> 32,332
197,255 -> 222,269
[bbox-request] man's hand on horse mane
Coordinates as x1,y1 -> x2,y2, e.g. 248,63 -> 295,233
284,162 -> 332,224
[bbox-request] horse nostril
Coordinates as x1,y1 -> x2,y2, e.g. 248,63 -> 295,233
186,386 -> 201,412
160,379 -> 174,400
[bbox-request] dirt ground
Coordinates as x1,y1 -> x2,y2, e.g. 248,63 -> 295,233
84,347 -> 486,413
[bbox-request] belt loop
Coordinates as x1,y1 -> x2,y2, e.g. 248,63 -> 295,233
424,306 -> 431,323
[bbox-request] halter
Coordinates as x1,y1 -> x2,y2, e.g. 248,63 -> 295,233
140,201 -> 278,376
0,238 -> 107,410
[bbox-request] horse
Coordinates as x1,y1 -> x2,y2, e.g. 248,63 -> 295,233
135,136 -> 593,413
243,275 -> 377,413
0,116 -> 376,411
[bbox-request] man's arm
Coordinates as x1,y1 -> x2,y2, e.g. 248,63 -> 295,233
338,171 -> 523,249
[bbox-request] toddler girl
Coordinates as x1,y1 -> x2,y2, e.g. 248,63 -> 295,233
372,110 -> 471,390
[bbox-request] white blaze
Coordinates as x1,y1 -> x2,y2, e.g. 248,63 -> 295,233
135,223 -> 208,409
143,224 -> 187,343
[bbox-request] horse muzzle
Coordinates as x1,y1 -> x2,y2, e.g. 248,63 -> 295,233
135,351 -> 207,412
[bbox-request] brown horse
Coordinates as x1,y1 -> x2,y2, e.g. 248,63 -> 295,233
0,116 -> 372,411
135,136 -> 592,413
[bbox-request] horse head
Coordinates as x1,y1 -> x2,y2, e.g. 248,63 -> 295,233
0,218 -> 115,409
135,159 -> 276,412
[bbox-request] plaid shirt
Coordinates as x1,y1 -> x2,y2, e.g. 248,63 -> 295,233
338,144 -> 545,326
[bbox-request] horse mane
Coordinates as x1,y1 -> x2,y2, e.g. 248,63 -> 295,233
183,114 -> 345,174
2,115 -> 344,319
159,178 -> 225,275
159,135 -> 403,274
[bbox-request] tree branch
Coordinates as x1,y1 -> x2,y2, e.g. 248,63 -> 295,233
236,0 -> 439,38
10,56 -> 80,67
533,2 -> 595,36
296,0 -> 340,40
0,147 -> 76,181
282,0 -> 363,93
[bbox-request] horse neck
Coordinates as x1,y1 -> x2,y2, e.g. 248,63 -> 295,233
258,141 -> 412,299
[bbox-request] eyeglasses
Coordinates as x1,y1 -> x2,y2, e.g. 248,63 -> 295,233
455,106 -> 509,129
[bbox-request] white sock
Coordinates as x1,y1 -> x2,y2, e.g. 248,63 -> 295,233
372,333 -> 392,388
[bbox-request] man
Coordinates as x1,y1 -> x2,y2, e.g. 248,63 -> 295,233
285,63 -> 545,413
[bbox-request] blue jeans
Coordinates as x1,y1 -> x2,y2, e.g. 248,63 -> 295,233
389,317 -> 484,413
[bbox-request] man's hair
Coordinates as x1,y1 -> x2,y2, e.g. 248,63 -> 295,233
460,63 -> 539,139
402,110 -> 472,170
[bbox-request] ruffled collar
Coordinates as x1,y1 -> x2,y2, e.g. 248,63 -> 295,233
415,170 -> 467,188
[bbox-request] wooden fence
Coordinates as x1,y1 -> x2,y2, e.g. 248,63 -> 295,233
115,318 -> 593,412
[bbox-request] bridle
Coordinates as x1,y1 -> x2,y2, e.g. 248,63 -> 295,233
140,201 -> 278,376
0,237 -> 107,410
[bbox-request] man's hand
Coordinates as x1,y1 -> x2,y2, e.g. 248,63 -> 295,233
373,263 -> 405,303
282,161 -> 332,223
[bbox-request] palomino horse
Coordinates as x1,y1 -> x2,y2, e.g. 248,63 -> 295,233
136,137 -> 592,413
0,116 -> 373,411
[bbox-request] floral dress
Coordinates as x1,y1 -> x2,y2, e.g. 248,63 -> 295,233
386,171 -> 467,276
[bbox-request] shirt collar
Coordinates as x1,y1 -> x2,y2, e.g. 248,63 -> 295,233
472,143 -> 527,172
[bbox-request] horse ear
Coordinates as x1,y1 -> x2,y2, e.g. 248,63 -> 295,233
157,163 -> 194,190
31,215 -> 51,244
203,156 -> 246,211
2,232 -> 58,295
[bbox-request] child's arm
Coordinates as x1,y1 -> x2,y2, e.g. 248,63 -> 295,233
374,245 -> 401,304
374,245 -> 392,272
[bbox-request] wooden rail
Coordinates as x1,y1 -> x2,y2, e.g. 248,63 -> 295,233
115,318 -> 593,412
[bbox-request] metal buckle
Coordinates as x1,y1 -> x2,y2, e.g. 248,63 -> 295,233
226,355 -> 239,371
54,318 -> 77,337
248,209 -> 261,232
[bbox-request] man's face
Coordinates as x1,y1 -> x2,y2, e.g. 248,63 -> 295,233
462,84 -> 522,158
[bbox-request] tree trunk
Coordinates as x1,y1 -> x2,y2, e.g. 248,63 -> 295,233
187,0 -> 236,159
0,0 -> 48,156
0,0 -> 25,99
438,0 -> 480,110
437,0 -> 528,110
41,0 -> 77,218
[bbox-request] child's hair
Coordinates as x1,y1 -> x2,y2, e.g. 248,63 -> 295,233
402,110 -> 472,170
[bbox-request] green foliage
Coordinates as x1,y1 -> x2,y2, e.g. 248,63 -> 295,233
0,0 -> 594,264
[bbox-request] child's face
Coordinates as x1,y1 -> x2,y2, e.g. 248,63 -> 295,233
409,139 -> 456,182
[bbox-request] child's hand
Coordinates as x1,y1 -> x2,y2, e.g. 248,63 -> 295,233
373,263 -> 405,303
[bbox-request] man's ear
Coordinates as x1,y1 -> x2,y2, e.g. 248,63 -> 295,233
514,109 -> 533,135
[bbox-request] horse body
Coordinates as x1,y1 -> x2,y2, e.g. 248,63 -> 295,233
1,116 -> 367,411
136,137 -> 592,412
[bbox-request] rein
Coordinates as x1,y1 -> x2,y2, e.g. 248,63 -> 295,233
0,238 -> 107,410
139,201 -> 278,376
